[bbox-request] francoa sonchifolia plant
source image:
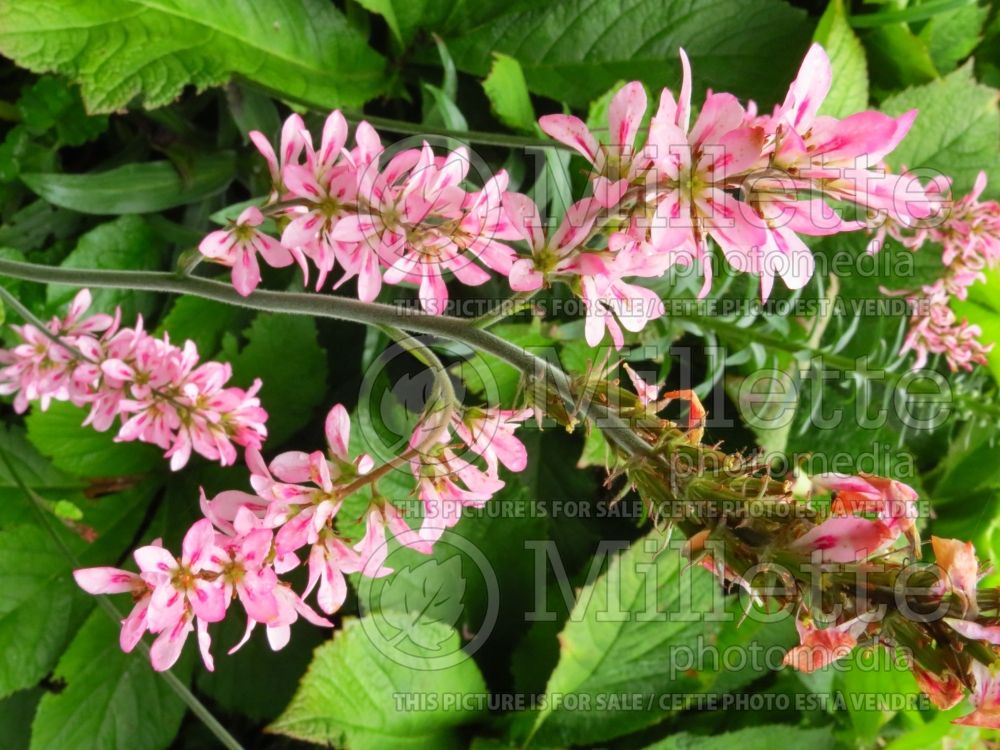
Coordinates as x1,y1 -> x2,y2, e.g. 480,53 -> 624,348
2,41 -> 1000,737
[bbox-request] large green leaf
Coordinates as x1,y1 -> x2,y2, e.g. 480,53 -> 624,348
0,525 -> 88,699
445,0 -> 811,108
519,531 -> 722,746
29,609 -> 191,750
814,0 -> 869,118
881,63 -> 1000,197
230,313 -> 328,446
26,402 -> 162,478
0,0 -> 387,112
21,154 -> 237,215
270,617 -> 487,749
47,215 -> 165,320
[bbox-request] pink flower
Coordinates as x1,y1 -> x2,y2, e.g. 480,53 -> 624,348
198,207 -> 296,296
642,49 -> 770,298
230,583 -> 333,654
932,536 -> 980,616
763,43 -> 927,226
0,290 -> 269,471
783,614 -> 867,672
305,534 -> 363,615
789,516 -> 897,563
506,195 -> 604,292
73,566 -> 152,652
134,519 -> 227,671
249,404 -> 373,555
212,512 -> 280,625
539,81 -> 648,206
452,407 -> 533,477
249,113 -> 307,201
900,281 -> 991,371
813,472 -> 919,543
954,660 -> 1000,729
912,665 -> 965,710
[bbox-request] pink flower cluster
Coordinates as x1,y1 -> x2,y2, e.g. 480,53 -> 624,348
0,290 -> 267,470
874,171 -> 1000,371
199,44 -> 931,350
201,111 -> 518,308
73,402 -> 531,671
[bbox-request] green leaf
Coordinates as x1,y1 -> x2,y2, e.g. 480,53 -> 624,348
861,25 -> 939,91
29,609 -> 190,750
521,531 -> 721,746
0,688 -> 41,749
21,153 -> 237,215
835,648 -> 920,742
445,0 -> 811,108
47,216 -> 165,319
881,62 -> 1000,196
377,557 -> 467,640
16,77 -> 108,146
156,295 -> 246,357
0,525 -> 87,699
270,617 -> 487,749
0,0 -> 387,113
919,2 -> 989,73
26,402 -> 163,478
814,0 -> 869,117
231,314 -> 328,445
643,725 -> 838,750
482,53 -> 536,134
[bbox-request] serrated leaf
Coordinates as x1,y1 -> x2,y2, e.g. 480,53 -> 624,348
445,0 -> 811,108
482,53 -> 536,134
230,314 -> 328,445
26,401 -> 163,478
521,532 -> 721,746
21,153 -> 237,215
378,557 -> 467,642
0,0 -> 387,113
881,63 -> 1000,196
919,2 -> 989,73
47,215 -> 164,320
270,617 -> 486,749
814,0 -> 869,117
29,609 -> 191,750
16,77 -> 108,146
354,0 -> 525,47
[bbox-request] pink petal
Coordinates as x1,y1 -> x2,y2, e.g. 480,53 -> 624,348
538,115 -> 600,164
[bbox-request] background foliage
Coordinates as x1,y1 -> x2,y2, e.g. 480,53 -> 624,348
0,0 -> 999,748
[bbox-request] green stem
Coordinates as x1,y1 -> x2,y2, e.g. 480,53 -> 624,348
0,259 -> 653,461
0,445 -> 246,750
